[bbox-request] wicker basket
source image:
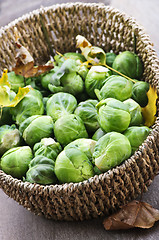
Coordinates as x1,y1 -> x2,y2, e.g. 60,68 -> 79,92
0,2 -> 159,221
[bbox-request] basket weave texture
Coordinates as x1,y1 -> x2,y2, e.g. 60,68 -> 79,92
0,2 -> 159,221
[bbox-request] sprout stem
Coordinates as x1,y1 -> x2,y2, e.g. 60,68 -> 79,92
101,63 -> 136,83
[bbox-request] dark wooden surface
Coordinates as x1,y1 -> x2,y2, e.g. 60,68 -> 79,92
0,0 -> 159,239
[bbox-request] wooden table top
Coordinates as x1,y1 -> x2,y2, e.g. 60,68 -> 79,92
0,0 -> 159,239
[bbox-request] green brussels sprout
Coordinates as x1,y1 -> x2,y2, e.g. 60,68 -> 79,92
7,71 -> 31,92
19,115 -> 40,135
25,155 -> 57,185
28,76 -> 50,97
95,75 -> 133,101
47,57 -> 88,96
76,63 -> 89,80
85,66 -> 112,98
106,52 -> 117,67
1,146 -> 33,178
29,155 -> 55,168
59,72 -> 84,96
54,114 -> 88,146
41,67 -> 60,89
54,53 -> 88,79
33,138 -> 62,160
132,81 -> 149,107
0,91 -> 16,125
93,132 -> 131,172
63,52 -> 86,62
0,124 -> 21,155
92,128 -> 106,141
11,89 -> 44,125
47,58 -> 78,88
48,72 -> 84,97
112,51 -> 143,79
54,148 -> 94,183
123,99 -> 143,126
124,126 -> 150,154
46,92 -> 77,122
64,138 -> 96,160
97,98 -> 131,133
74,99 -> 99,133
20,115 -> 54,146
54,52 -> 86,66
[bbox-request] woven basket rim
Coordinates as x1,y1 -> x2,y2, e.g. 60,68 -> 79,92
0,2 -> 159,194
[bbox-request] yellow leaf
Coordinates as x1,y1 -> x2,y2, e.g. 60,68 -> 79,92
0,69 -> 30,108
76,35 -> 106,64
0,86 -> 11,106
0,69 -> 11,88
5,86 -> 30,107
141,85 -> 158,127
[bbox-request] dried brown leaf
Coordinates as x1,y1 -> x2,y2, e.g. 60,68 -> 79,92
13,40 -> 53,78
103,200 -> 159,230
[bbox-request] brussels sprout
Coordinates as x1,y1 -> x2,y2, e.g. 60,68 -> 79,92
41,67 -> 60,89
29,155 -> 55,168
46,92 -> 77,122
29,76 -> 50,97
85,66 -> 112,98
95,75 -> 133,101
124,126 -> 150,154
74,99 -> 99,133
93,132 -> 131,172
20,115 -> 54,146
11,89 -> 44,125
92,128 -> 106,141
19,115 -> 41,135
54,52 -> 86,66
48,57 -> 89,96
106,52 -> 117,67
54,114 -> 88,146
33,138 -> 62,160
25,155 -> 57,184
76,64 -> 89,80
54,53 -> 88,79
64,138 -> 96,160
1,146 -> 33,178
0,124 -> 21,155
54,148 -> 94,183
123,99 -> 143,126
48,72 -> 84,97
132,81 -> 149,107
64,52 -> 86,62
7,71 -> 31,92
59,72 -> 84,96
97,98 -> 131,133
48,58 -> 78,87
112,51 -> 143,79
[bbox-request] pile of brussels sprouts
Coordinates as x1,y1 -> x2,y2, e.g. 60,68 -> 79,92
0,49 -> 151,185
